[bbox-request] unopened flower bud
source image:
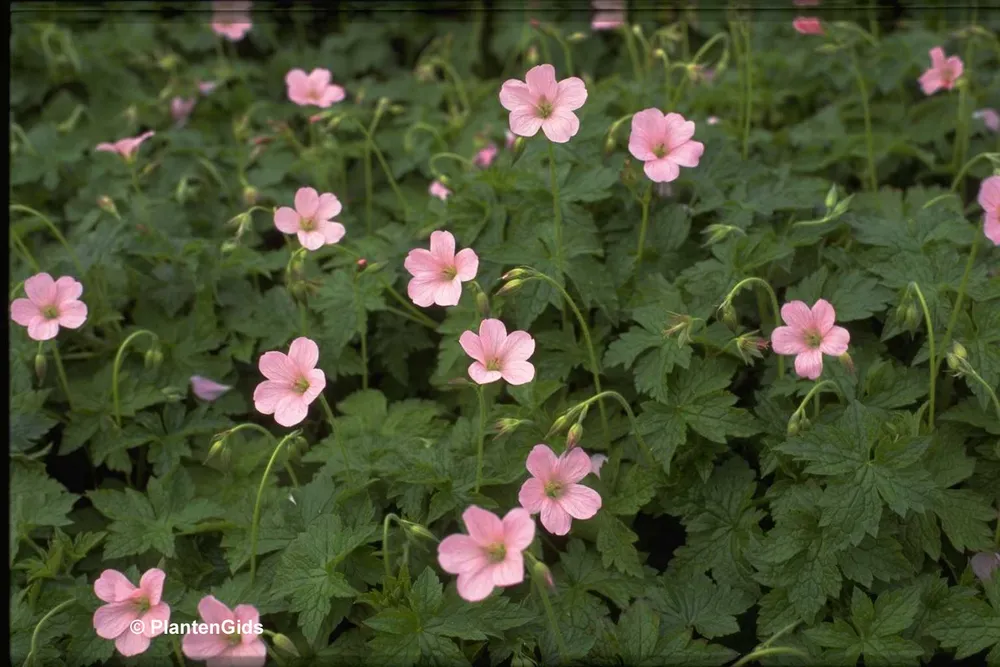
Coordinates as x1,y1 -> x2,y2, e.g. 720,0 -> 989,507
389,104 -> 406,115
34,352 -> 47,383
243,186 -> 259,206
356,258 -> 368,271
175,176 -> 192,204
158,53 -> 179,71
162,386 -> 185,402
401,520 -> 438,543
144,346 -> 164,370
824,184 -> 838,211
787,411 -> 810,436
664,313 -> 694,346
531,560 -> 555,589
631,24 -> 643,37
206,432 -> 230,462
603,135 -> 617,155
270,633 -> 300,657
97,195 -> 118,217
703,224 -> 741,245
736,333 -> 768,364
124,105 -> 138,125
495,418 -> 525,437
898,301 -> 919,331
221,239 -> 240,254
502,268 -> 529,281
548,414 -> 572,437
719,301 -> 738,330
496,279 -> 524,297
526,45 -> 539,65
946,341 -> 969,372
566,423 -> 583,449
839,352 -> 855,376
476,291 -> 490,316
653,48 -> 666,60
567,32 -> 587,43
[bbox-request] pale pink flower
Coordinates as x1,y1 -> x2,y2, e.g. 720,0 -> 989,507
591,0 -> 625,31
919,47 -> 963,95
429,180 -> 451,200
979,175 -> 1000,246
974,108 -> 1000,133
518,444 -> 602,535
771,299 -> 850,380
197,80 -> 218,95
499,64 -> 588,143
505,130 -> 516,150
253,337 -> 326,427
437,506 -> 535,602
95,131 -> 155,161
93,569 -> 170,657
793,17 -> 824,35
285,68 -> 346,108
10,273 -> 88,341
590,454 -> 608,478
274,187 -> 346,251
182,596 -> 265,667
474,143 -> 498,167
404,231 -> 479,307
211,1 -> 252,41
190,376 -> 232,401
707,115 -> 720,125
459,319 -> 536,385
171,97 -> 196,125
971,552 -> 1000,582
628,109 -> 705,183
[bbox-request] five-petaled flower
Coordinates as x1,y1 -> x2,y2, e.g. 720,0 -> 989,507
253,337 -> 326,427
919,47 -> 963,95
404,230 -> 479,307
10,273 -> 88,341
628,108 -> 705,183
771,299 -> 850,380
211,1 -> 252,41
95,131 -> 155,161
499,64 -> 588,143
182,595 -> 266,667
437,506 -> 536,602
979,175 -> 1000,246
518,444 -> 603,535
460,318 -> 536,385
274,186 -> 346,251
285,68 -> 346,108
92,568 -> 171,657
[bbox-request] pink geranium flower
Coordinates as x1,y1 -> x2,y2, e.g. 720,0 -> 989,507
95,131 -> 155,161
459,319 -> 536,385
973,108 -> 1000,132
793,17 -> 824,35
499,64 -> 588,143
979,175 -> 1000,246
971,552 -> 1000,583
10,273 -> 88,341
590,454 -> 608,478
285,68 -> 346,108
171,97 -> 196,125
437,506 -> 535,602
628,108 -> 705,183
404,230 -> 479,307
190,376 -> 232,401
182,596 -> 265,667
591,0 -> 625,31
211,1 -> 252,41
253,337 -> 326,427
919,47 -> 963,95
771,299 -> 850,380
274,187 -> 346,251
518,444 -> 602,535
429,180 -> 451,200
474,143 -> 498,167
93,569 -> 171,657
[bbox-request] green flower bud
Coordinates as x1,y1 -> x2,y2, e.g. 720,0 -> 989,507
496,279 -> 524,297
531,559 -> 554,589
401,520 -> 438,543
824,184 -> 838,211
243,185 -> 259,206
144,346 -> 164,370
97,195 -> 118,217
567,32 -> 587,43
495,418 -> 525,437
719,301 -> 738,330
526,45 -> 539,65
566,423 -> 583,449
475,291 -> 490,316
34,352 -> 48,383
270,633 -> 300,657
221,239 -> 240,254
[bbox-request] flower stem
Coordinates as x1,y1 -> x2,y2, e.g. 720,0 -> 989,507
908,282 -> 937,429
634,182 -> 653,274
937,231 -> 980,371
9,204 -> 85,275
731,646 -> 808,667
530,271 -> 611,446
22,599 -> 75,667
424,57 -> 471,117
950,151 -> 999,192
428,152 -> 475,176
534,574 -> 568,664
381,513 -> 400,578
319,394 -> 353,481
49,342 -> 73,410
473,384 -> 487,494
792,380 -> 842,420
740,20 -> 752,160
850,49 -> 878,191
249,431 -> 298,584
723,277 -> 785,378
547,143 -> 564,274
111,329 -> 158,428
170,635 -> 185,667
964,366 -> 1000,420
10,229 -> 41,271
622,24 -> 643,82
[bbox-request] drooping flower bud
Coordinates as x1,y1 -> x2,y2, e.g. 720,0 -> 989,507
475,291 -> 490,316
824,184 -> 838,211
401,520 -> 438,543
719,301 -> 738,330
531,559 -> 555,589
496,279 -> 524,297
97,195 -> 119,217
946,341 -> 969,373
270,633 -> 300,657
566,423 -> 583,449
34,352 -> 48,383
144,346 -> 164,370
494,418 -> 526,437
243,185 -> 259,206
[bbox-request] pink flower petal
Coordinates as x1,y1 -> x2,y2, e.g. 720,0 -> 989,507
53,276 -> 83,302
10,298 -> 41,326
454,248 -> 479,281
456,567 -> 496,602
316,193 -> 342,221
408,276 -> 441,308
663,112 -> 696,149
469,363 -> 503,384
491,551 -> 525,586
590,454 -> 608,478
294,187 -> 320,218
24,272 -> 56,305
274,207 -> 301,233
183,629 -> 229,660
668,140 -> 704,168
221,638 -> 267,665
405,248 -> 442,276
287,336 -> 319,372
501,360 -> 535,385
463,505 -> 504,546
57,301 -> 88,329
811,298 -> 837,334
794,349 -> 824,380
319,220 -> 346,245
138,568 -> 166,606
820,325 -> 850,356
273,394 -> 309,427
771,326 -> 807,355
429,230 -> 456,261
434,279 -> 463,307
258,351 -> 297,383
27,319 -> 60,341
115,630 -> 151,657
438,534 -> 489,574
524,64 -> 558,100
558,484 -> 602,520
525,444 -> 558,480
140,603 -> 171,637
499,80 -> 534,112
541,109 -> 580,143
253,380 -> 287,414
518,477 -> 548,513
555,77 -> 588,111
498,330 -> 535,363
94,569 -> 137,603
540,502 -> 573,535
643,158 -> 680,183
502,507 -> 536,551
478,319 -> 508,358
197,595 -> 234,625
508,107 -> 545,138
780,301 -> 814,329
94,601 -> 139,640
459,331 -> 485,364
556,447 -> 593,484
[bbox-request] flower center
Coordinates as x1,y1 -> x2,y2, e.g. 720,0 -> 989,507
299,216 -> 316,231
293,377 -> 311,394
133,596 -> 151,614
441,265 -> 458,281
226,632 -> 242,646
652,143 -> 667,159
485,542 -> 506,563
41,305 -> 60,320
544,481 -> 563,499
536,97 -> 554,119
804,330 -> 823,349
485,358 -> 502,372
